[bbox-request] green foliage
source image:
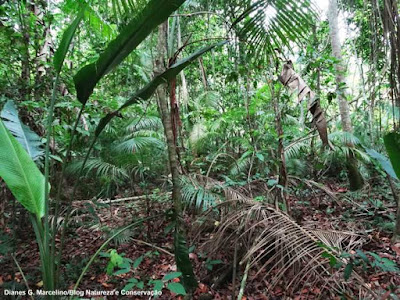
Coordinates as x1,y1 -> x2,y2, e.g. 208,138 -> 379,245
340,250 -> 400,281
205,258 -> 223,271
53,8 -> 84,73
0,120 -> 46,218
180,176 -> 220,211
1,100 -> 43,161
173,231 -> 197,292
74,0 -> 186,104
232,0 -> 318,59
384,131 -> 400,179
95,41 -> 227,137
365,148 -> 398,179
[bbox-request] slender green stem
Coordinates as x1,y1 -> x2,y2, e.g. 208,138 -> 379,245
53,104 -> 85,285
43,72 -> 60,292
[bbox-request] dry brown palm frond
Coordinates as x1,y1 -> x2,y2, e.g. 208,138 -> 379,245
196,198 -> 376,299
309,229 -> 365,253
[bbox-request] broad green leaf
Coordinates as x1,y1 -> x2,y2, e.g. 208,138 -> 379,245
384,132 -> 400,179
122,282 -> 135,291
113,268 -> 130,275
344,262 -> 353,280
94,41 -> 227,137
365,148 -> 398,179
167,282 -> 186,295
74,0 -> 186,105
0,120 -> 45,218
54,9 -> 84,73
1,100 -> 43,161
163,272 -> 182,281
355,250 -> 369,263
133,255 -> 143,268
152,280 -> 164,293
174,231 -> 197,292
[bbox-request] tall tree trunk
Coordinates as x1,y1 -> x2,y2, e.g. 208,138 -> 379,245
328,0 -> 364,191
155,21 -> 197,293
155,22 -> 181,220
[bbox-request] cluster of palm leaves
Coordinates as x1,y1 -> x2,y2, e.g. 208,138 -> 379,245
67,114 -> 166,198
185,175 -> 374,298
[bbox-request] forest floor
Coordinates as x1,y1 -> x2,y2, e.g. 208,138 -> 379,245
0,179 -> 400,299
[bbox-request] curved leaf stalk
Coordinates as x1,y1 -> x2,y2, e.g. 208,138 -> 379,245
237,258 -> 251,300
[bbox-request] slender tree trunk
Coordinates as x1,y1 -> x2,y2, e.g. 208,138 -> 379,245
328,0 -> 364,191
271,84 -> 289,213
155,22 -> 181,215
155,22 -> 197,293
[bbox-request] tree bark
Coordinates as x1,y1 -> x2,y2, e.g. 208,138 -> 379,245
155,22 -> 181,215
328,0 -> 364,191
155,22 -> 197,293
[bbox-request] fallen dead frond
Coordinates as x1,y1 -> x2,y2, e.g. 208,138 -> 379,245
193,184 -> 375,299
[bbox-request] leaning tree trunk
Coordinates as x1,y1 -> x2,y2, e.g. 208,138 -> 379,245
328,0 -> 364,191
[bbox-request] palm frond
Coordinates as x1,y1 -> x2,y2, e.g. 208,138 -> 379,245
126,116 -> 163,132
67,158 -> 129,180
191,91 -> 221,110
284,140 -> 308,160
114,136 -> 164,153
180,175 -> 221,211
189,122 -> 207,145
198,198 -> 373,298
232,0 -> 318,59
229,152 -> 252,176
329,131 -> 361,146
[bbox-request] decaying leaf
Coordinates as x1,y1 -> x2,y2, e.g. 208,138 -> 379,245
279,61 -> 331,148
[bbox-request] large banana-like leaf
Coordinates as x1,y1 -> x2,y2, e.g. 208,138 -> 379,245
0,120 -> 45,218
384,131 -> 400,179
74,0 -> 186,105
365,148 -> 398,179
94,41 -> 227,137
1,100 -> 43,161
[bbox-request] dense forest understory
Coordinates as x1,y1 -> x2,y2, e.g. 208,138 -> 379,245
0,0 -> 400,299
